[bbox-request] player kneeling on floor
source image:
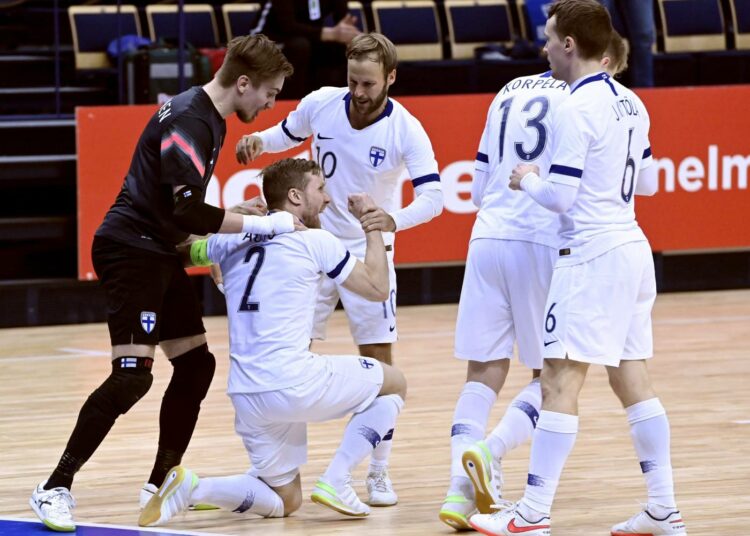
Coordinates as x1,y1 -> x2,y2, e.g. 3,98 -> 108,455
140,158 -> 407,527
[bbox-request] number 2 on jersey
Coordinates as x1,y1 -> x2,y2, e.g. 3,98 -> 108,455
238,245 -> 265,312
497,96 -> 550,163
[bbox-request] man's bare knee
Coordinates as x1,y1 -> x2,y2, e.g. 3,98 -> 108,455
607,360 -> 655,408
359,343 -> 392,365
271,475 -> 302,516
539,358 -> 588,414
466,359 -> 509,393
379,363 -> 406,400
281,490 -> 302,516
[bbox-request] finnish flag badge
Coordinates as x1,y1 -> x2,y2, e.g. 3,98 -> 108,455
369,146 -> 386,167
140,311 -> 156,334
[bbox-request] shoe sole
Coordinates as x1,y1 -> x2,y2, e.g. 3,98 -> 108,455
612,532 -> 687,536
439,509 -> 472,531
462,449 -> 497,514
368,496 -> 398,507
29,497 -> 75,533
139,467 -> 196,527
189,503 -> 219,511
311,491 -> 369,517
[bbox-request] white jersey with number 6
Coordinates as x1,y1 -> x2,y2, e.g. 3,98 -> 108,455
206,229 -> 356,394
547,72 -> 653,265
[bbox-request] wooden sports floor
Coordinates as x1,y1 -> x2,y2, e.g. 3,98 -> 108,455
1,289 -> 748,535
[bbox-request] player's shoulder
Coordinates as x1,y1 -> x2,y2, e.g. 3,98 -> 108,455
386,97 -> 429,138
302,86 -> 348,107
497,71 -> 569,98
300,228 -> 339,246
386,97 -> 417,121
158,88 -> 212,131
614,80 -> 646,105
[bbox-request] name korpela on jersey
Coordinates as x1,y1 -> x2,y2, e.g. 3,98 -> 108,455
501,77 -> 568,94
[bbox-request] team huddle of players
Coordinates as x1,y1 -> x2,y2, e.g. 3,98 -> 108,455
29,1 -> 685,535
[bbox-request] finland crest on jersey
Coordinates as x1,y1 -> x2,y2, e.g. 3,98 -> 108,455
369,146 -> 386,167
256,87 -> 440,242
140,311 -> 156,334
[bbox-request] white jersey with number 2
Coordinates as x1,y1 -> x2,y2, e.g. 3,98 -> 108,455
206,228 -> 357,395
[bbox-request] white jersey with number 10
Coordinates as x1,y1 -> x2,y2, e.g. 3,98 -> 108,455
255,87 -> 441,246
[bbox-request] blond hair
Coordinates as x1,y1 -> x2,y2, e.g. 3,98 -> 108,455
346,32 -> 398,76
605,30 -> 629,76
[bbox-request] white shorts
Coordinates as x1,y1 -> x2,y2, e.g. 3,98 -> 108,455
455,239 -> 557,369
312,248 -> 397,345
231,354 -> 384,485
542,241 -> 655,367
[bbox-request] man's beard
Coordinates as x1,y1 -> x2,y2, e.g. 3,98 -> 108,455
303,211 -> 322,229
353,85 -> 388,116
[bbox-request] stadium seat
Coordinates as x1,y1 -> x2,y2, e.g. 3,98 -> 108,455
146,4 -> 220,48
222,3 -> 261,41
347,1 -> 368,33
511,0 -> 530,41
68,5 -> 141,69
656,0 -> 726,52
728,0 -> 750,50
372,0 -> 442,60
322,1 -> 369,33
444,0 -> 515,59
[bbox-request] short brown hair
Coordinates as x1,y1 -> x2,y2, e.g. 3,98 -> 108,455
217,34 -> 293,88
262,158 -> 321,210
605,30 -> 628,76
549,0 -> 612,61
346,32 -> 398,76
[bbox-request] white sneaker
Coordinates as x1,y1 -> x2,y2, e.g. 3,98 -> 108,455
311,477 -> 370,517
140,481 -> 218,511
438,492 -> 477,531
462,441 -> 503,514
139,483 -> 158,510
611,506 -> 687,535
138,466 -> 198,527
366,468 -> 398,506
470,501 -> 551,536
30,481 -> 76,532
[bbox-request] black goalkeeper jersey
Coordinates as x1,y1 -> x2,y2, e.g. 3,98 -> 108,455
96,87 -> 226,255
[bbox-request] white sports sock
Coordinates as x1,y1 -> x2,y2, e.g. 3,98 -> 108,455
369,427 -> 394,473
449,381 -> 497,484
323,394 -> 404,488
522,410 -> 578,516
486,379 -> 542,460
191,474 -> 284,518
626,398 -> 676,509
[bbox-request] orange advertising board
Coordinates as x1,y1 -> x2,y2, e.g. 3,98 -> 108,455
77,87 -> 750,280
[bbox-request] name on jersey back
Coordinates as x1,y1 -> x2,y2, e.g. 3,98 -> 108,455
243,232 -> 275,243
501,77 -> 568,95
612,95 -> 641,122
